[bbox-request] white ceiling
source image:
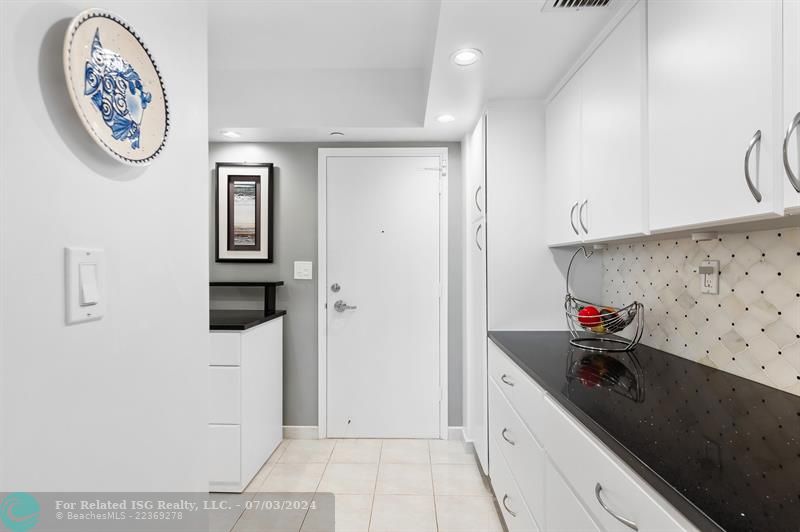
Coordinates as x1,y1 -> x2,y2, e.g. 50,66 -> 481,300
208,0 -> 623,142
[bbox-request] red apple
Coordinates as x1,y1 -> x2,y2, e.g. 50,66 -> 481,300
577,305 -> 602,328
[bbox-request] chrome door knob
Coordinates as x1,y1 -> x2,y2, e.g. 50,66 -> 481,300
334,300 -> 357,312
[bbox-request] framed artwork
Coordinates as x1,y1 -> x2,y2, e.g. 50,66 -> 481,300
63,9 -> 168,165
215,163 -> 274,262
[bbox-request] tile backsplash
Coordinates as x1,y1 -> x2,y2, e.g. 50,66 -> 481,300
601,227 -> 800,396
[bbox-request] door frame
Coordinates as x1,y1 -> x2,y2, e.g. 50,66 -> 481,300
317,147 -> 449,439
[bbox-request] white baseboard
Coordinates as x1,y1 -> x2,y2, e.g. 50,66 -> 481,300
282,426 -> 319,439
447,426 -> 467,441
284,425 -> 466,441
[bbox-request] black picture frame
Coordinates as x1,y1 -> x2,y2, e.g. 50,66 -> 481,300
215,162 -> 274,263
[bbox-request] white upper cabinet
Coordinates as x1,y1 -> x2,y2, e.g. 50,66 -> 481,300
784,0 -> 800,212
581,0 -> 646,242
546,70 -> 583,247
545,1 -> 646,246
648,0 -> 783,231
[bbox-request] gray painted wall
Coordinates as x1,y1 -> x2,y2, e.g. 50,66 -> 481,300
209,142 -> 464,427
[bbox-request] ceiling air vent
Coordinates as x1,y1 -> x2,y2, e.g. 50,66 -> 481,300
542,0 -> 612,11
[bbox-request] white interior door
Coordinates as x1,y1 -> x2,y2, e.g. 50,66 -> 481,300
323,152 -> 444,438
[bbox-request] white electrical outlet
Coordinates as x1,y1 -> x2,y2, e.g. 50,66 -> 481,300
699,260 -> 719,295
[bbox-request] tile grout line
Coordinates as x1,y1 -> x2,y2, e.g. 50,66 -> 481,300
367,439 -> 384,532
430,440 -> 440,532
298,439 -> 336,532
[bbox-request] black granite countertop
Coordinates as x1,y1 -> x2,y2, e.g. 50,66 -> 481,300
209,310 -> 286,331
488,331 -> 800,532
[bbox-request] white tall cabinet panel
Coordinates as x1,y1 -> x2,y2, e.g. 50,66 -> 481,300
648,0 -> 782,231
784,0 -> 800,212
545,72 -> 583,247
581,0 -> 646,242
463,115 -> 488,474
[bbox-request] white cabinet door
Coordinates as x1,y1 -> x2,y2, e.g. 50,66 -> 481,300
209,425 -> 241,491
208,366 -> 241,424
648,0 -> 782,231
784,0 -> 800,212
581,1 -> 646,242
546,72 -> 583,246
545,459 -> 602,532
466,115 -> 487,223
466,218 -> 488,474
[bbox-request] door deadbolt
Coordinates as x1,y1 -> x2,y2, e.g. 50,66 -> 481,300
331,283 -> 341,293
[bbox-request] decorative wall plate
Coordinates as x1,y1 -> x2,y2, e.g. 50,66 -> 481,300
63,9 -> 168,166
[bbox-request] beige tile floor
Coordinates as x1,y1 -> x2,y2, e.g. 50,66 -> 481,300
218,438 -> 504,532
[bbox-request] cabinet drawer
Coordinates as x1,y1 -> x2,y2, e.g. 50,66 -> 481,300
545,458 -> 602,532
489,380 -> 545,523
488,340 -> 547,444
208,366 -> 241,424
543,396 -> 689,532
209,424 -> 241,490
210,332 -> 241,366
489,434 -> 540,532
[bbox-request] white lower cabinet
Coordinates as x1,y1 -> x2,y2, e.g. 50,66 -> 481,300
545,458 -> 602,532
489,433 -> 540,532
209,317 -> 283,492
488,380 -> 545,522
487,339 -> 696,532
543,396 -> 687,532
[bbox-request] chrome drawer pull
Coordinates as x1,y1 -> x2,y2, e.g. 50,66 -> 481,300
501,495 -> 517,518
500,374 -> 514,387
475,185 -> 483,212
501,428 -> 515,446
783,112 -> 800,192
475,224 -> 483,251
744,129 -> 763,203
595,483 -> 638,531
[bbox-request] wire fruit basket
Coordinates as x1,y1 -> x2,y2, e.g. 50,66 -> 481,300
565,247 -> 644,352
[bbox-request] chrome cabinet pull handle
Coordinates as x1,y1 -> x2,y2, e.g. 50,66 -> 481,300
595,483 -> 638,531
501,428 -> 515,446
501,495 -> 517,518
569,201 -> 579,235
744,129 -> 763,203
500,374 -> 514,387
475,224 -> 483,251
579,199 -> 589,233
475,185 -> 483,212
783,112 -> 800,193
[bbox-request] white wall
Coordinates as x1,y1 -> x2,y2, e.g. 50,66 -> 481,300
0,1 -> 209,490
486,99 -> 601,331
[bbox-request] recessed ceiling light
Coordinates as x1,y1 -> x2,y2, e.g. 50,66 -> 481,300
221,130 -> 240,139
330,131 -> 344,136
437,114 -> 456,124
451,48 -> 483,67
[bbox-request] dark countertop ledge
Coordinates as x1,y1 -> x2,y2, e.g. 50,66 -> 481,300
488,330 -> 800,532
210,309 -> 286,331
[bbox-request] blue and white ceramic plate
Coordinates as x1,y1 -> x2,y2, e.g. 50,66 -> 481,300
63,9 -> 168,166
